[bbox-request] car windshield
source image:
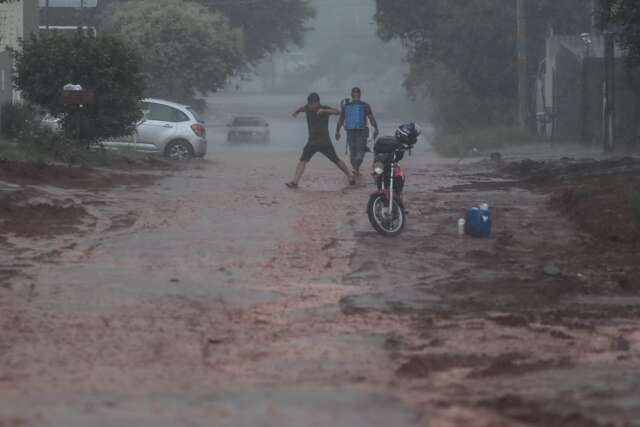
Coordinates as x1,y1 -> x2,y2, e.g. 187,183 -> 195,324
187,107 -> 204,123
232,117 -> 263,127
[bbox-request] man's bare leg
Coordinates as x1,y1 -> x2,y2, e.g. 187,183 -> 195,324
287,161 -> 307,187
336,160 -> 356,185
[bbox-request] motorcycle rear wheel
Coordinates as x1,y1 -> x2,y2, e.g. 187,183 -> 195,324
367,194 -> 405,237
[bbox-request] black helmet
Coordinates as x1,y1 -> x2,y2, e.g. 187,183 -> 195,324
395,122 -> 421,145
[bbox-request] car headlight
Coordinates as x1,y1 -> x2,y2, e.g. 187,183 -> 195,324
373,161 -> 384,175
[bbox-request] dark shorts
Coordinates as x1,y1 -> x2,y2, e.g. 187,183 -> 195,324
300,142 -> 341,164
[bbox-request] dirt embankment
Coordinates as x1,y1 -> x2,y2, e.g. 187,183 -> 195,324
0,159 -> 168,238
503,156 -> 640,246
0,190 -> 85,238
0,159 -> 167,189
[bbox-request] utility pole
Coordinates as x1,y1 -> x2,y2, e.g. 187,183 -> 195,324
581,33 -> 593,144
517,0 -> 529,130
603,31 -> 616,152
45,0 -> 49,31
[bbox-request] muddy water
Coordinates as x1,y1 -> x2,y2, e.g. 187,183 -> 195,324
1,97 -> 639,426
0,147 -> 430,426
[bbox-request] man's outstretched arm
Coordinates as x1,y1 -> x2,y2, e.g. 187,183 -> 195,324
292,106 -> 306,118
318,106 -> 341,115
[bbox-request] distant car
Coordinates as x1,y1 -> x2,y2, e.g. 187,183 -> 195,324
40,98 -> 207,160
227,116 -> 270,143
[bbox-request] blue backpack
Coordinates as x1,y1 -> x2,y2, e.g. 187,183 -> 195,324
344,101 -> 366,130
464,207 -> 492,238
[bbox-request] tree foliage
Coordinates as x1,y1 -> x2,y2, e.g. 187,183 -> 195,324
375,0 -> 591,132
376,0 -> 518,130
101,0 -> 244,106
12,30 -> 145,145
199,0 -> 315,64
599,0 -> 640,65
99,0 -> 315,76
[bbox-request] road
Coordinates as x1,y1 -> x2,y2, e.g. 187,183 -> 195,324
1,94 -> 639,426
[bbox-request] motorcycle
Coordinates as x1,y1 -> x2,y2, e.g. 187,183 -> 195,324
367,136 -> 413,237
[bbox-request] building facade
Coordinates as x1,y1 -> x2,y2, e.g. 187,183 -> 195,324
39,0 -> 98,33
0,0 -> 39,106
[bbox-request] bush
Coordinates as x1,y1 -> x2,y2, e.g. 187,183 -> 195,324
0,102 -> 36,139
12,30 -> 145,149
13,126 -> 74,163
433,127 -> 532,158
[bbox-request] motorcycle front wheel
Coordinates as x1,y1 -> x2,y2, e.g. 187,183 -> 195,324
367,194 -> 405,237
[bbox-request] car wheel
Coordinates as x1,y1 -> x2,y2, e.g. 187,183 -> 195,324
165,140 -> 194,160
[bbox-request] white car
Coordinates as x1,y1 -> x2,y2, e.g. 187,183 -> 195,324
226,116 -> 270,143
41,98 -> 207,160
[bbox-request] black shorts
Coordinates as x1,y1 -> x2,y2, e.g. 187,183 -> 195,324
300,142 -> 340,164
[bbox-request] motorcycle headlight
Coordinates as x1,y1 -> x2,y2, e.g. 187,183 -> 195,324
373,161 -> 384,175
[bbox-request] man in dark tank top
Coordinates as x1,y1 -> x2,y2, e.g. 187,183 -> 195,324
286,93 -> 355,189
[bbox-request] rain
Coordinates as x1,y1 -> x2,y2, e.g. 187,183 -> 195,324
1,0 -> 640,425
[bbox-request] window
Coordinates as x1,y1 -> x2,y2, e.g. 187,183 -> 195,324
172,109 -> 189,122
232,117 -> 263,127
40,0 -> 98,7
144,102 -> 189,123
187,107 -> 204,123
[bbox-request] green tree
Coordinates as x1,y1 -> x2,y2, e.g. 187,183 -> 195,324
375,0 -> 518,131
12,30 -> 145,147
198,0 -> 315,64
599,0 -> 640,64
374,0 -> 592,132
99,0 -> 315,76
101,0 -> 244,106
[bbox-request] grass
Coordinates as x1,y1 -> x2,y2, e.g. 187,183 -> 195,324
0,141 -> 52,162
0,139 -> 162,168
433,126 -> 532,158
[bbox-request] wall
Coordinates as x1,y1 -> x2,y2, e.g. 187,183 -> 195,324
0,0 -> 38,135
552,46 -> 582,141
545,34 -> 639,148
0,51 -> 13,107
0,1 -> 24,52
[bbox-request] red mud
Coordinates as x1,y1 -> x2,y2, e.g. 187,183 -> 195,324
0,203 -> 86,238
0,159 -> 164,189
2,155 -> 640,426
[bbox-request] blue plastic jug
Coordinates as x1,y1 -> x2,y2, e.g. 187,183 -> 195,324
464,206 -> 492,238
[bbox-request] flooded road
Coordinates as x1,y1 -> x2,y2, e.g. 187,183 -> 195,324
1,95 -> 639,426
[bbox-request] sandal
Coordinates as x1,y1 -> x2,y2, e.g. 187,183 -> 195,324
285,182 -> 298,189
